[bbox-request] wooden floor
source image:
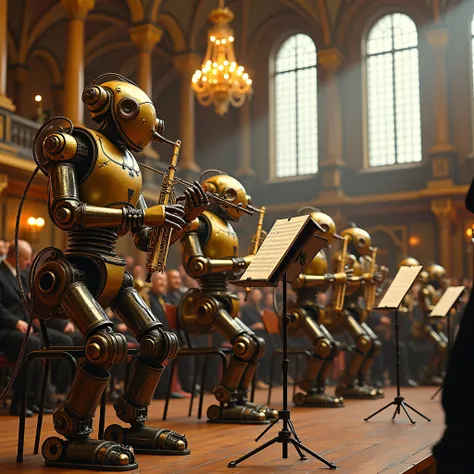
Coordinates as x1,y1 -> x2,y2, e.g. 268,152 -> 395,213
0,386 -> 443,474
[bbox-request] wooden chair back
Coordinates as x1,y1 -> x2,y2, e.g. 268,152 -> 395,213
261,309 -> 280,335
165,303 -> 178,330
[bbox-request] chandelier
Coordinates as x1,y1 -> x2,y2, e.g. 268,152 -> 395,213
191,0 -> 252,116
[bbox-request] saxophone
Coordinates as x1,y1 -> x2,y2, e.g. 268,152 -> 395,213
244,206 -> 266,299
145,139 -> 181,282
334,235 -> 349,311
365,247 -> 378,311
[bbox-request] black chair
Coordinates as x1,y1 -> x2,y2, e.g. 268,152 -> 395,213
17,320 -> 138,463
261,309 -> 311,405
162,304 -> 233,420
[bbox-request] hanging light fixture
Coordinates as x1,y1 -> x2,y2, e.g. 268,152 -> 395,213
191,0 -> 252,116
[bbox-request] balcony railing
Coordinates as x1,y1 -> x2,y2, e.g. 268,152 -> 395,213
0,106 -> 40,160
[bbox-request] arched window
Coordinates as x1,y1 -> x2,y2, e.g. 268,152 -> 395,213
366,13 -> 422,167
274,34 -> 318,178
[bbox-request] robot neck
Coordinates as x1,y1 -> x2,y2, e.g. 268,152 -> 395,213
97,118 -> 127,150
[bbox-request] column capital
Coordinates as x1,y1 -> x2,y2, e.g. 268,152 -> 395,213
318,48 -> 344,74
173,52 -> 202,76
426,28 -> 449,51
431,198 -> 455,220
62,0 -> 95,20
129,23 -> 164,53
12,64 -> 29,83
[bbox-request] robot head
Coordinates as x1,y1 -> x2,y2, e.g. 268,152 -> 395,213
82,73 -> 164,152
398,256 -> 420,268
297,207 -> 337,247
305,250 -> 328,276
340,223 -> 372,256
200,170 -> 251,221
424,263 -> 446,288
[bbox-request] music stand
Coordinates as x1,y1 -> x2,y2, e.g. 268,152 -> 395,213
228,215 -> 336,469
429,286 -> 465,400
364,265 -> 431,424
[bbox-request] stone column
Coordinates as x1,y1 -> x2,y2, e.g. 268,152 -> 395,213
13,65 -> 29,117
317,48 -> 345,199
173,53 -> 202,173
51,84 -> 65,115
426,28 -> 457,188
235,90 -> 255,176
431,198 -> 455,277
0,0 -> 14,111
62,0 -> 95,125
129,23 -> 163,179
129,23 -> 163,99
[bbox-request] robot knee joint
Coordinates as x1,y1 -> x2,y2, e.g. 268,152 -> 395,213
355,334 -> 372,355
371,339 -> 382,356
120,272 -> 134,290
139,328 -> 179,364
85,330 -> 128,368
314,337 -> 332,359
232,333 -> 262,361
331,340 -> 342,359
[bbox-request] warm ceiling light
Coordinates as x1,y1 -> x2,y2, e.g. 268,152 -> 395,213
191,0 -> 252,116
408,236 -> 420,246
466,227 -> 473,237
35,95 -> 42,102
27,217 -> 36,226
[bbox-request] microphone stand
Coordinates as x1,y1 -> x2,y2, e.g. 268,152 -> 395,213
228,274 -> 336,469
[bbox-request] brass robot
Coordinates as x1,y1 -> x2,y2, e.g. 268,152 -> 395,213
177,171 -> 278,423
289,209 -> 348,408
330,223 -> 386,399
29,74 -> 209,470
413,263 -> 448,385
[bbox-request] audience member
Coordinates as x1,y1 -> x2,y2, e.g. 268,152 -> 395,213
165,269 -> 185,305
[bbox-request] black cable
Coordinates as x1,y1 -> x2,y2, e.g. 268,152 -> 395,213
0,166 -> 40,402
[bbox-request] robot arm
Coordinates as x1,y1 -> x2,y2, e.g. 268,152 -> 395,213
292,272 -> 346,290
181,218 -> 246,277
46,131 -> 184,233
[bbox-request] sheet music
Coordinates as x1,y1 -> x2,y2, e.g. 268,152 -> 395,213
240,215 -> 310,281
430,286 -> 465,317
376,265 -> 423,310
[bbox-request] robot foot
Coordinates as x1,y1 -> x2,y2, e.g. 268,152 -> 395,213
104,424 -> 190,456
335,384 -> 380,400
206,404 -> 269,424
42,436 -> 137,471
359,383 -> 384,398
293,391 -> 344,407
236,400 -> 279,420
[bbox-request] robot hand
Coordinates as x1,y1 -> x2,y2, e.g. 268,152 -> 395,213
344,265 -> 354,278
144,204 -> 186,230
333,272 -> 347,284
176,182 -> 210,223
231,257 -> 248,273
373,271 -> 384,283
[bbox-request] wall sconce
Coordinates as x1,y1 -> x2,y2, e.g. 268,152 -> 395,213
26,216 -> 45,243
466,227 -> 473,239
35,94 -> 44,124
408,235 -> 420,247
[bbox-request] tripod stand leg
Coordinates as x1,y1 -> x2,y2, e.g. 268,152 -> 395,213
400,401 -> 415,424
255,418 -> 279,442
290,439 -> 336,469
290,439 -> 306,460
403,401 -> 431,422
364,400 -> 395,421
228,437 -> 279,468
431,384 -> 442,400
391,404 -> 399,420
288,419 -> 301,442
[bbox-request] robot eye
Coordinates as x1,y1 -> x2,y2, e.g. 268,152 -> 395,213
224,189 -> 237,201
357,237 -> 366,248
117,97 -> 139,120
320,224 -> 329,232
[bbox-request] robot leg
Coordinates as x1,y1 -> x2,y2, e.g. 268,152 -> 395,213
232,318 -> 278,420
358,322 -> 384,397
420,323 -> 447,386
34,269 -> 136,470
204,305 -> 273,424
336,315 -> 379,399
105,277 -> 189,455
293,312 -> 343,407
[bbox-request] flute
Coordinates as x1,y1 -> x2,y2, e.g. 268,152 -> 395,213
138,161 -> 258,216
